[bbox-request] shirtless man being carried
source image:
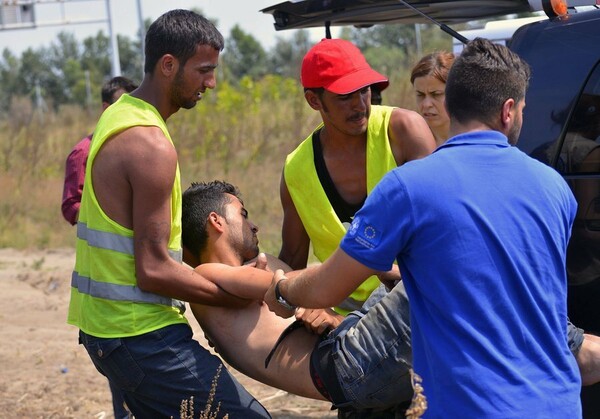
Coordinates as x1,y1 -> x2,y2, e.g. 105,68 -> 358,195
183,180 -> 600,415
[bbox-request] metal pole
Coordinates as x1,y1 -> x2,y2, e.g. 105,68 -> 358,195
415,23 -> 422,58
105,0 -> 121,76
35,80 -> 45,122
136,0 -> 145,77
85,69 -> 92,109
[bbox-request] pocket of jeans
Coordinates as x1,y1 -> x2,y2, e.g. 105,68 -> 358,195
333,337 -> 365,384
363,363 -> 413,407
92,338 -> 145,392
335,330 -> 414,408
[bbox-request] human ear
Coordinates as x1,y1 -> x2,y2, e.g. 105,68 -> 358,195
305,90 -> 322,111
501,98 -> 516,128
208,212 -> 225,233
159,54 -> 179,77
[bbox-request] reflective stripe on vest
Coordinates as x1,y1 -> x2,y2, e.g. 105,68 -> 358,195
77,222 -> 183,262
75,221 -> 184,311
71,271 -> 185,312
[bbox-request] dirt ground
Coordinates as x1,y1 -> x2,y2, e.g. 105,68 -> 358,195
0,248 -> 337,419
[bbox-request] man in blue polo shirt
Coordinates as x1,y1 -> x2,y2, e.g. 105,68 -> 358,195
265,38 -> 582,417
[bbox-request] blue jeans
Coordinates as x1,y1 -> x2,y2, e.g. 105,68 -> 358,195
107,378 -> 130,419
314,283 -> 413,411
79,323 -> 270,418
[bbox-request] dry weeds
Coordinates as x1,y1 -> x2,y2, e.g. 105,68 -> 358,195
405,369 -> 427,419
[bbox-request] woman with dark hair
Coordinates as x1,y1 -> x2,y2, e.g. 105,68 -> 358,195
410,51 -> 455,145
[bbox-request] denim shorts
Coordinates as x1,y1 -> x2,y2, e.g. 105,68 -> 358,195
311,283 -> 414,411
79,323 -> 270,418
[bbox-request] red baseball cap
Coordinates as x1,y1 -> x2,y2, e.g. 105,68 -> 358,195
301,38 -> 389,95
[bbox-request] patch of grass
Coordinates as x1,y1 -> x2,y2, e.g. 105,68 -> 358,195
0,72 -> 416,251
176,364 -> 229,419
405,369 -> 427,418
30,257 -> 45,271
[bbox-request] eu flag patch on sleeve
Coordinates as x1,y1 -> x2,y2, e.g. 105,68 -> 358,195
348,216 -> 381,249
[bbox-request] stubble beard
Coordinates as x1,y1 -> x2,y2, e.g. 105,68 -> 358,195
172,70 -> 198,110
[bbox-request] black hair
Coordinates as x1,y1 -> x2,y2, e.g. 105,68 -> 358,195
101,76 -> 138,104
182,180 -> 241,257
144,9 -> 224,74
446,38 -> 530,127
304,87 -> 325,98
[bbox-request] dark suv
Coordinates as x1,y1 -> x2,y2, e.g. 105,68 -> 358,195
511,10 -> 600,416
264,0 -> 600,416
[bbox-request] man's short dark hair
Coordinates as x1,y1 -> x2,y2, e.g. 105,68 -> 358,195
144,9 -> 224,74
101,76 -> 138,104
445,38 -> 531,127
182,180 -> 241,257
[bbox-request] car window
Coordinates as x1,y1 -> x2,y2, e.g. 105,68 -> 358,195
560,62 -> 600,287
558,63 -> 600,175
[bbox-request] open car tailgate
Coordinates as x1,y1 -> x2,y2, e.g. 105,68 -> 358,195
261,0 -> 536,31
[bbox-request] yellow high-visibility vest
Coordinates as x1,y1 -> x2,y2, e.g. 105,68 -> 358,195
284,105 -> 397,315
68,94 -> 187,337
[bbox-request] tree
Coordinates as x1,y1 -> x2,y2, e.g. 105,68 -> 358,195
0,49 -> 21,113
221,24 -> 267,82
81,30 -> 111,80
117,34 -> 143,82
267,30 -> 312,79
63,57 -> 88,104
345,24 -> 414,51
41,31 -> 83,108
48,31 -> 80,69
341,23 -> 452,69
18,47 -> 54,107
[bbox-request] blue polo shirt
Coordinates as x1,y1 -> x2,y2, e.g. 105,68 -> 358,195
341,130 -> 581,418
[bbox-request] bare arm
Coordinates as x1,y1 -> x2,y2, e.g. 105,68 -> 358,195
577,333 -> 600,386
196,258 -> 343,334
93,126 -> 246,307
388,108 -> 437,165
265,247 -> 378,317
377,264 -> 401,290
194,264 -> 273,300
278,171 -> 311,269
61,137 -> 89,225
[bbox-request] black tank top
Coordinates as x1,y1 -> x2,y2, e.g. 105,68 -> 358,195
312,129 -> 366,224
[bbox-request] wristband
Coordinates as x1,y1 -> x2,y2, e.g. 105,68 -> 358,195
275,279 -> 296,310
